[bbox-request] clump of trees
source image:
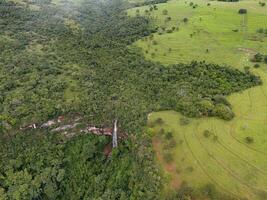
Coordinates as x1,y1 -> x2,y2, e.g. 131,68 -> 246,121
166,182 -> 239,200
189,2 -> 198,8
131,0 -> 168,7
259,1 -> 266,7
257,28 -> 267,35
251,53 -> 267,64
218,0 -> 239,2
0,0 -> 263,198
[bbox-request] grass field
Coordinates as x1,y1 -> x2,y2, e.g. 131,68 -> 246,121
129,0 -> 267,199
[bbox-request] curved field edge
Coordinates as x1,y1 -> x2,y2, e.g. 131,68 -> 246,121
130,0 -> 267,199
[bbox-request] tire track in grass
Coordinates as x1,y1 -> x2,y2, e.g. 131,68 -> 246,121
182,127 -> 241,198
210,122 -> 267,175
194,123 -> 267,194
228,87 -> 267,156
229,122 -> 267,156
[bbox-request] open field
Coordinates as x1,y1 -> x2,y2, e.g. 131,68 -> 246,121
129,0 -> 267,199
129,0 -> 267,67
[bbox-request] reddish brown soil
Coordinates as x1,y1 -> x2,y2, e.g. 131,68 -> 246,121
104,143 -> 113,156
152,138 -> 181,189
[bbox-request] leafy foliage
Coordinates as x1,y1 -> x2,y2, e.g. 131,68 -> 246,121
0,0 -> 263,199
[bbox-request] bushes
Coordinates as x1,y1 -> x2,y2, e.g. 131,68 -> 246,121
213,95 -> 231,107
254,63 -> 260,68
259,1 -> 266,6
183,17 -> 189,23
203,130 -> 212,138
222,0 -> 239,1
245,136 -> 254,144
162,9 -> 168,15
257,28 -> 267,35
213,104 -> 235,120
251,53 -> 267,64
238,9 -> 247,14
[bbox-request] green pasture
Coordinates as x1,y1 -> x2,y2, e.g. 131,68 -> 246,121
129,0 -> 267,67
130,0 -> 267,199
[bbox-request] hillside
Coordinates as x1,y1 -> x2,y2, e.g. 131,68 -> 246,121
129,0 -> 267,199
0,0 -> 266,199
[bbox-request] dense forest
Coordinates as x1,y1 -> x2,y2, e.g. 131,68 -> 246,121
0,0 -> 261,199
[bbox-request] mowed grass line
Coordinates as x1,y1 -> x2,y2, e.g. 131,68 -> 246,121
183,123 -> 258,199
195,123 -> 267,192
210,123 -> 267,175
210,118 -> 267,168
181,127 -> 242,198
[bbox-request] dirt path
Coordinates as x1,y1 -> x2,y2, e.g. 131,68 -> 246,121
152,138 -> 181,189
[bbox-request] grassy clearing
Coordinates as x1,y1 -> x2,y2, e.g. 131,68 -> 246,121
130,0 -> 267,199
129,0 -> 267,67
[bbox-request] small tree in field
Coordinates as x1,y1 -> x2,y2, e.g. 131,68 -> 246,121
238,8 -> 247,14
245,136 -> 254,144
183,18 -> 189,23
162,9 -> 168,15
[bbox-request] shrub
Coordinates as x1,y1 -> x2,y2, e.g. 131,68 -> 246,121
245,136 -> 254,144
162,9 -> 168,15
213,95 -> 231,107
257,28 -> 264,33
203,130 -> 212,138
155,117 -> 164,125
252,53 -> 264,62
213,104 -> 234,120
183,18 -> 189,23
213,135 -> 218,142
152,40 -> 158,45
165,16 -> 172,22
165,131 -> 173,140
218,0 -> 239,2
238,9 -> 247,14
259,1 -> 266,6
254,63 -> 260,68
197,99 -> 215,116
